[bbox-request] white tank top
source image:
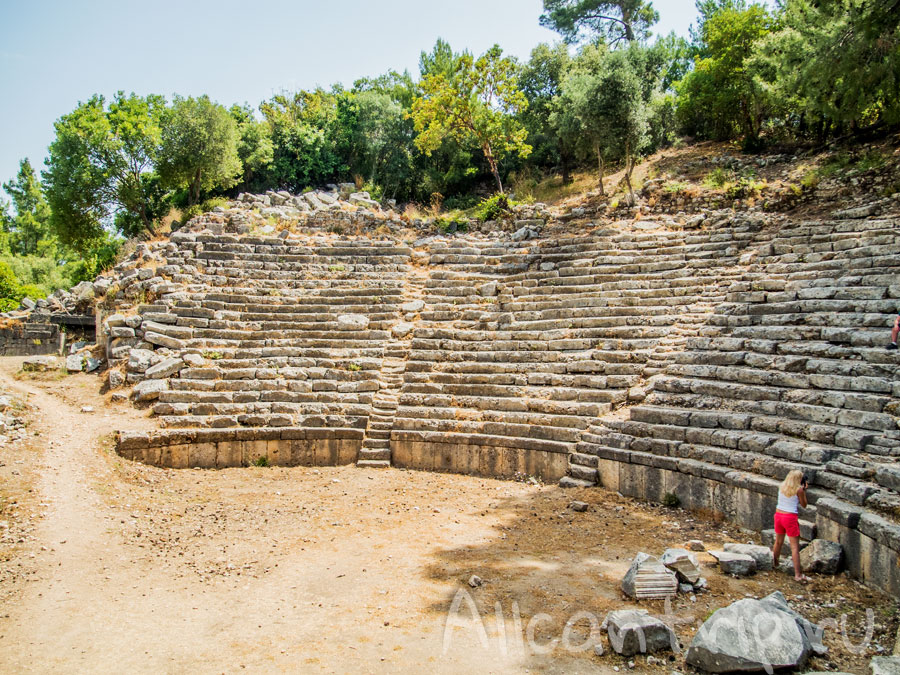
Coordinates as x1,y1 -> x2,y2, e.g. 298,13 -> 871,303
777,491 -> 799,513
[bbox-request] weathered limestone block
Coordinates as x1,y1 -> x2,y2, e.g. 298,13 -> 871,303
604,610 -> 676,656
686,592 -> 821,673
723,543 -> 774,571
144,331 -> 185,350
145,358 -> 186,379
132,379 -> 169,402
337,314 -> 369,331
621,552 -> 678,599
660,548 -> 701,584
799,539 -> 843,575
709,550 -> 756,576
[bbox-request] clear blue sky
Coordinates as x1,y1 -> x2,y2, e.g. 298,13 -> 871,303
0,0 -> 701,191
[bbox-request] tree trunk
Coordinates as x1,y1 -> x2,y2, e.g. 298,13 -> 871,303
596,143 -> 605,196
624,138 -> 635,205
190,168 -> 203,207
483,143 -> 503,193
140,205 -> 156,237
559,139 -> 572,185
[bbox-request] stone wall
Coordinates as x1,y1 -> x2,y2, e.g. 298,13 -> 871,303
116,428 -> 363,468
390,431 -> 569,482
0,322 -> 60,356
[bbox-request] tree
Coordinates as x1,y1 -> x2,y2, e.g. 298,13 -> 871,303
554,44 -> 650,200
260,89 -> 346,192
540,0 -> 659,45
758,0 -> 900,136
43,93 -> 165,252
158,95 -> 242,206
411,45 -> 531,193
230,104 -> 274,191
2,159 -> 53,256
519,43 -> 576,183
676,4 -> 776,147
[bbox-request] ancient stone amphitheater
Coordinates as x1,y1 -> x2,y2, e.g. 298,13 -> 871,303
98,201 -> 900,597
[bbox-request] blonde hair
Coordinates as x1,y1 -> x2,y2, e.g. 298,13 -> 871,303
780,470 -> 804,498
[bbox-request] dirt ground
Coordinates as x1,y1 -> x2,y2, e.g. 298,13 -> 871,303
0,356 -> 897,674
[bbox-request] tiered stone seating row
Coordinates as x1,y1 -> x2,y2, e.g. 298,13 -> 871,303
132,233 -> 412,433
569,218 -> 900,537
391,223 -> 765,475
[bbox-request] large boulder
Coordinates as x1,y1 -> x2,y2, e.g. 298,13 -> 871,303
661,548 -> 701,585
799,539 -> 843,575
621,552 -> 678,600
604,610 -> 676,656
685,592 -> 821,673
723,543 -> 774,572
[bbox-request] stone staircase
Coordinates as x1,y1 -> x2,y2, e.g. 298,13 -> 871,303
357,348 -> 405,467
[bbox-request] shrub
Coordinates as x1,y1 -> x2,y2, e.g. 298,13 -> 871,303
200,197 -> 228,212
475,194 -> 512,222
662,492 -> 681,508
253,456 -> 269,467
703,167 -> 732,189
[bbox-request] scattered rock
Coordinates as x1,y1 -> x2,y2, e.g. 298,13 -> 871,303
686,540 -> 705,552
800,539 -> 843,575
468,575 -> 483,588
723,543 -> 774,572
709,550 -> 756,576
22,355 -> 59,372
661,548 -> 701,585
107,370 -> 125,389
685,592 -> 820,673
605,609 -> 676,656
569,501 -> 589,512
65,354 -> 85,373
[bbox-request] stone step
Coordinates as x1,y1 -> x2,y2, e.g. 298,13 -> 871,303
357,459 -> 391,468
559,476 -> 596,488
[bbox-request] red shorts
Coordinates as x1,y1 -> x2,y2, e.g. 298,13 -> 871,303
774,511 -> 800,537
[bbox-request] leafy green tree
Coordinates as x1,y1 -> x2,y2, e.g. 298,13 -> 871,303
758,0 -> 900,136
411,45 -> 532,193
676,3 -> 776,147
519,43 -> 576,183
353,72 -> 423,200
158,95 -> 242,206
0,260 -> 23,310
2,159 -> 53,256
555,44 -> 650,200
260,89 -> 345,191
43,93 -> 166,252
540,0 -> 659,45
230,104 -> 274,191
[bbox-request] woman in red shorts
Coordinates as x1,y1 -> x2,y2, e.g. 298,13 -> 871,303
772,469 -> 809,582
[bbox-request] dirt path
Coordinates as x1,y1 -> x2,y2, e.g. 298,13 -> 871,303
0,359 -> 895,674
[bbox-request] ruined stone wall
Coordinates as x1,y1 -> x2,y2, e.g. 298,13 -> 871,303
0,322 -> 59,356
